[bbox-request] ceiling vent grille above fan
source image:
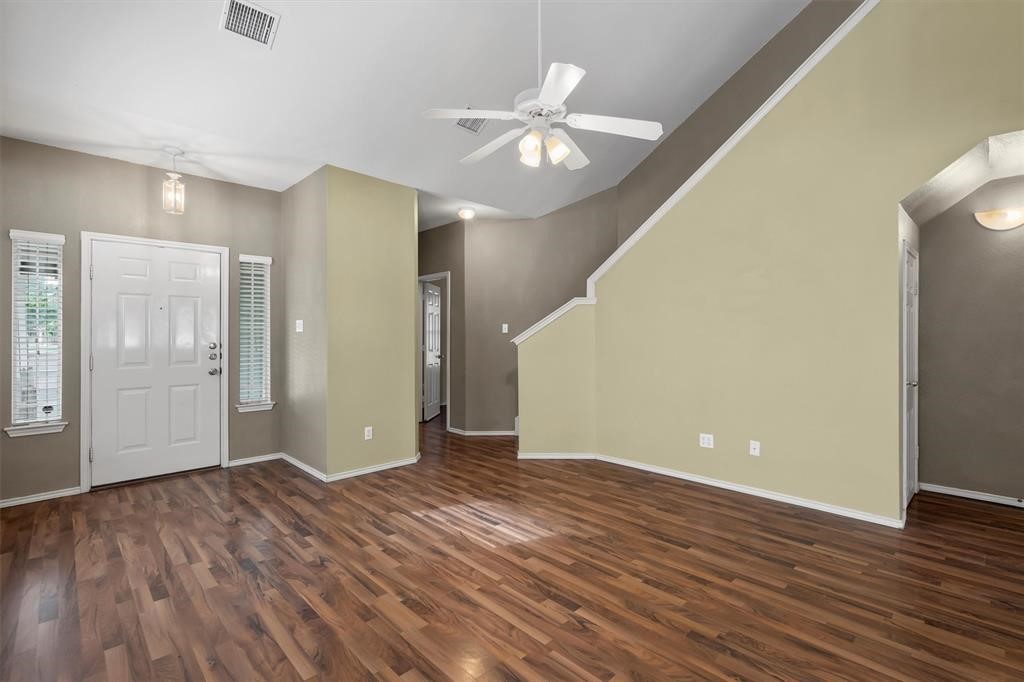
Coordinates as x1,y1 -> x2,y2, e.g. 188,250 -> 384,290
454,111 -> 488,135
220,0 -> 279,49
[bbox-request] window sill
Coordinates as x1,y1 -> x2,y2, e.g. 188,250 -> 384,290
4,421 -> 68,438
236,402 -> 276,413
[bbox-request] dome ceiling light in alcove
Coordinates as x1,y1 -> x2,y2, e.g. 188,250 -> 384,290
423,0 -> 663,170
974,208 -> 1024,231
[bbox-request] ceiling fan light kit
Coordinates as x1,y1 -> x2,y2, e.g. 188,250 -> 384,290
424,61 -> 663,171
424,1 -> 661,172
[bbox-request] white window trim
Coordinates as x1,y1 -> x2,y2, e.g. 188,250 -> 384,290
237,253 -> 273,413
4,421 -> 68,437
8,229 -> 67,437
236,401 -> 276,413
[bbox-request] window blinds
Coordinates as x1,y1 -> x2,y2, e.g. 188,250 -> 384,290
10,230 -> 65,425
238,255 -> 271,404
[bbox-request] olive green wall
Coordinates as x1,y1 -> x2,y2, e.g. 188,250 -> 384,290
325,166 -> 418,474
1,138 -> 283,500
919,177 -> 1024,499
517,303 -> 595,455
518,0 -> 1024,521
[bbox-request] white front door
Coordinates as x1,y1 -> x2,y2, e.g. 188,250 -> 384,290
422,282 -> 441,421
903,245 -> 920,508
90,239 -> 222,486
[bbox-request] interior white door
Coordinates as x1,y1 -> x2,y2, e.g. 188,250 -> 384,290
422,282 -> 442,421
90,239 -> 222,486
903,246 -> 920,508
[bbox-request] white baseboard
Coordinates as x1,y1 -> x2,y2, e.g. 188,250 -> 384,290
1,451 -> 420,509
229,451 -> 420,483
517,452 -> 598,460
227,453 -> 282,467
919,483 -> 1023,508
324,453 -> 421,482
0,486 -> 82,509
448,427 -> 517,437
517,452 -> 904,529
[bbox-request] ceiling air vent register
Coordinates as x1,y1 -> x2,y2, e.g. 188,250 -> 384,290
219,0 -> 280,49
455,110 -> 488,135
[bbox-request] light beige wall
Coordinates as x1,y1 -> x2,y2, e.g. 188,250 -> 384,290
517,303 -> 595,454
519,0 -> 1024,521
918,177 -> 1024,499
0,138 -> 283,500
431,0 -> 858,433
325,166 -> 418,473
280,168 -> 327,473
616,0 -> 861,245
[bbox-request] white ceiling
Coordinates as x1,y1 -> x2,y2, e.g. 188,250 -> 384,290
1,0 -> 806,223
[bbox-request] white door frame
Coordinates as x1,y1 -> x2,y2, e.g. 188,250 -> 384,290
79,232 -> 230,492
900,239 -> 919,510
418,271 -> 450,432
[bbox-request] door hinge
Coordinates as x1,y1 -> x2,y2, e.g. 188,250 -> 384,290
89,354 -> 94,372
89,265 -> 95,280
88,446 -> 94,463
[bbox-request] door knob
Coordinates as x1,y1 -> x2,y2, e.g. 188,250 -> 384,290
907,381 -> 918,387
209,368 -> 220,376
208,342 -> 218,350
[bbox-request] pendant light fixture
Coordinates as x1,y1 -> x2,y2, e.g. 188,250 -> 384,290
162,148 -> 185,215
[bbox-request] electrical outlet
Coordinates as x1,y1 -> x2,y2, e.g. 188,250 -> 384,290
295,319 -> 304,333
501,323 -> 509,334
749,440 -> 761,457
364,426 -> 373,440
699,433 -> 714,448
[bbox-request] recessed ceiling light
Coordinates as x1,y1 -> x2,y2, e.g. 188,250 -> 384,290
974,208 -> 1024,231
457,207 -> 476,220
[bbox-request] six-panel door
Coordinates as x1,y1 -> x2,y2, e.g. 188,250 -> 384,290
90,240 -> 221,486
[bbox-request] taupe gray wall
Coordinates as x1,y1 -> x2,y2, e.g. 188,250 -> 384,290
0,137 -> 283,500
418,221 -> 466,429
616,0 -> 861,244
420,0 -> 859,432
280,168 -> 327,472
465,189 -> 619,431
918,177 -> 1024,499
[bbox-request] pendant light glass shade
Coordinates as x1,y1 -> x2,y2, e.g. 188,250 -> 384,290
162,172 -> 185,215
545,135 -> 571,165
518,129 -> 543,157
520,151 -> 541,167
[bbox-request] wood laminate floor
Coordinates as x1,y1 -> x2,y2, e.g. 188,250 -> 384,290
2,412 -> 1022,681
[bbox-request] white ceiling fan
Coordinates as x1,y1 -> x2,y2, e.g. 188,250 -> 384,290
423,2 -> 663,170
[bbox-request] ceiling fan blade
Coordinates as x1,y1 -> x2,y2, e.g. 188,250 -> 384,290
423,108 -> 518,120
538,63 -> 586,107
549,129 -> 589,170
565,113 -> 663,140
460,126 -> 529,164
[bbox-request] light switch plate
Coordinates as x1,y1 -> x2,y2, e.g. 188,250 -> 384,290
364,426 -> 373,440
749,440 -> 761,457
501,323 -> 509,334
295,319 -> 304,333
699,433 -> 714,448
